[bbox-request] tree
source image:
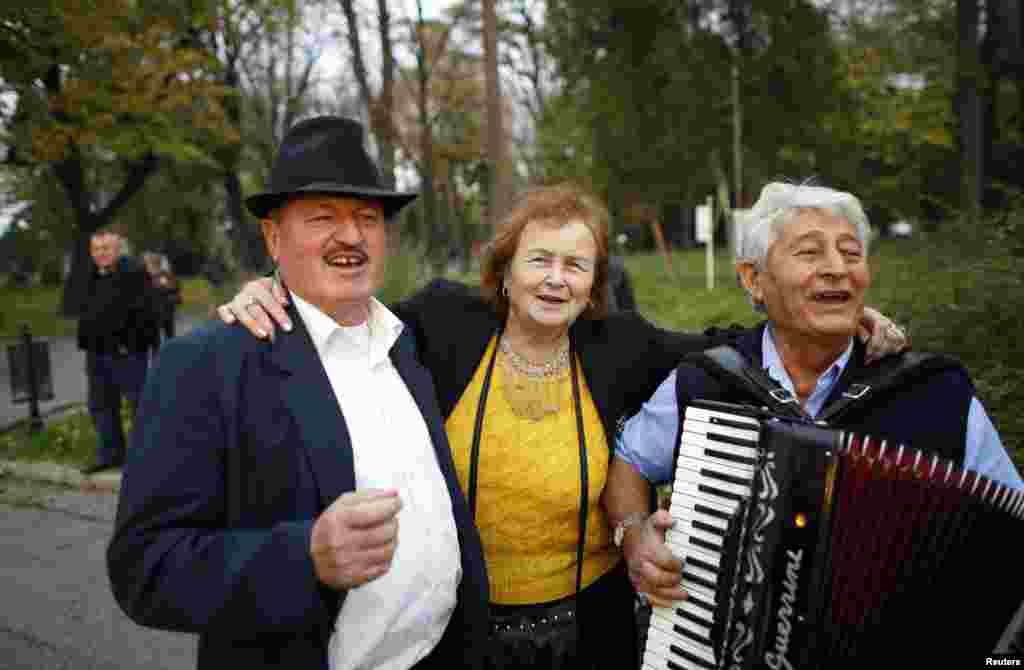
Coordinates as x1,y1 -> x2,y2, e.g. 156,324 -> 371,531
339,0 -> 398,187
207,0 -> 329,273
1,0 -> 231,313
392,3 -> 485,262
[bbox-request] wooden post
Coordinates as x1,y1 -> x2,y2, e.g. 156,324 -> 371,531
650,219 -> 675,279
705,195 -> 715,291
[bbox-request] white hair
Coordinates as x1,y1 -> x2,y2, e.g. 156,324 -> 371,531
737,181 -> 871,312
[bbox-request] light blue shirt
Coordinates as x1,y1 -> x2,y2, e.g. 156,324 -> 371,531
616,327 -> 1023,490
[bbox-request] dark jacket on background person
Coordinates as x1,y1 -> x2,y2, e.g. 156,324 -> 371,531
107,312 -> 490,670
77,256 -> 160,355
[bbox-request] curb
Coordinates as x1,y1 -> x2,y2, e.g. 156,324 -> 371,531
0,459 -> 121,493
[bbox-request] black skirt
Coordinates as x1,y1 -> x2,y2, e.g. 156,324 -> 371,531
484,560 -> 639,670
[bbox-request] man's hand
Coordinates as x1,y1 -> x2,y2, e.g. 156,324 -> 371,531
310,489 -> 402,590
623,510 -> 687,608
859,306 -> 908,364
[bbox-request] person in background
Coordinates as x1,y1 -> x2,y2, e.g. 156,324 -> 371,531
219,182 -> 909,669
107,116 -> 489,670
605,181 -> 1024,614
142,251 -> 181,346
78,228 -> 159,475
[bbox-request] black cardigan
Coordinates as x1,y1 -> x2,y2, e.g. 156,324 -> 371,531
393,279 -> 732,446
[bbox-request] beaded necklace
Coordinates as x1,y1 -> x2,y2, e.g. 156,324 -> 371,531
498,337 -> 570,421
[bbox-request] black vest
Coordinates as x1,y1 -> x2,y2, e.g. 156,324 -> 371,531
672,324 -> 973,470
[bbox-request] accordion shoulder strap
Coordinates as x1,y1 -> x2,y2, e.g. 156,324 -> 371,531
817,351 -> 955,423
692,345 -> 810,420
694,345 -> 958,425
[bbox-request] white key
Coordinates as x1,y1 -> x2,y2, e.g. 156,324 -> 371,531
675,467 -> 752,500
670,489 -> 738,518
671,477 -> 747,509
653,603 -> 712,645
679,436 -> 758,475
684,406 -> 760,432
646,625 -> 717,668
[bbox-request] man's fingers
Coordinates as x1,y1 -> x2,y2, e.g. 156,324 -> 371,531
638,557 -> 684,589
355,519 -> 399,550
336,488 -> 400,506
268,276 -> 290,305
216,304 -> 237,324
223,301 -> 270,339
645,587 -> 687,608
342,496 -> 403,529
649,510 -> 675,531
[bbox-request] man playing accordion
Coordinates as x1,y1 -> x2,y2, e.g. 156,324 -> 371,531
605,180 -> 1023,616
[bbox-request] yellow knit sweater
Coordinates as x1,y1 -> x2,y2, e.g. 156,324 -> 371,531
445,336 -> 620,604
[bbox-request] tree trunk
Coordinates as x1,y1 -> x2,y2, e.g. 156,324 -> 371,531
340,0 -> 396,187
483,0 -> 509,229
957,0 -> 985,225
375,0 -> 396,188
224,171 -> 266,272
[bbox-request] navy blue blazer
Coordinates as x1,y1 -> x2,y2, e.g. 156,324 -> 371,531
107,307 -> 490,669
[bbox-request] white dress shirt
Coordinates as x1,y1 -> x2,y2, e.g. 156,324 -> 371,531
290,292 -> 462,670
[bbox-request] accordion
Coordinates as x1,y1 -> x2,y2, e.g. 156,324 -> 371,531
642,399 -> 1024,670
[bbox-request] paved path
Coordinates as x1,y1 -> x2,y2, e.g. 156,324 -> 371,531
0,477 -> 195,669
0,314 -> 210,431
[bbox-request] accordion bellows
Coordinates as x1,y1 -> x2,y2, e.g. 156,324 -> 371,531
643,400 -> 1024,670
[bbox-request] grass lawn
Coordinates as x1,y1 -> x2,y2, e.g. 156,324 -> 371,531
0,406 -> 121,470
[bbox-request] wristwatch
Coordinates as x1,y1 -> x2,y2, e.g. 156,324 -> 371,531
612,512 -> 647,548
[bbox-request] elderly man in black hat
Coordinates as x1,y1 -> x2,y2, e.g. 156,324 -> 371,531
107,117 -> 490,670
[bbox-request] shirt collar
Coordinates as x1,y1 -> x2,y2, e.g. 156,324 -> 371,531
761,324 -> 853,413
290,291 -> 404,368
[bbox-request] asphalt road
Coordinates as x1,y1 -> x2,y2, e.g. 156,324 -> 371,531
0,478 -> 195,669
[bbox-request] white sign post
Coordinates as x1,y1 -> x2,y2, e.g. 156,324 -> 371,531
695,197 -> 714,290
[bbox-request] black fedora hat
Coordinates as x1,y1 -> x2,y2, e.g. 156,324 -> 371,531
245,116 -> 417,219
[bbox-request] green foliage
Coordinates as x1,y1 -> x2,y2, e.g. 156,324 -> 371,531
377,243 -> 436,307
540,1 -> 849,208
0,0 -> 233,167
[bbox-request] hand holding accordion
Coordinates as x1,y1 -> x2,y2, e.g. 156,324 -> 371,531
642,400 -> 1024,670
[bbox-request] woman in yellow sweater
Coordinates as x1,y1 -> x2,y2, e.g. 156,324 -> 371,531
219,183 -> 904,669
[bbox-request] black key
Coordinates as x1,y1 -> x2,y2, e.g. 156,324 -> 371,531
698,483 -> 743,502
691,519 -> 726,538
704,447 -> 758,466
681,569 -> 716,591
706,430 -> 758,449
677,607 -> 713,630
708,415 -> 760,432
694,503 -> 732,522
675,623 -> 711,647
686,555 -> 719,575
670,643 -> 716,670
700,467 -> 751,488
689,593 -> 714,612
688,535 -> 721,554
